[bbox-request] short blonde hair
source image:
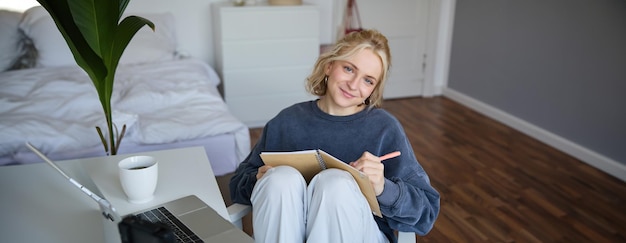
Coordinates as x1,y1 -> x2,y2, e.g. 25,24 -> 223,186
305,29 -> 391,108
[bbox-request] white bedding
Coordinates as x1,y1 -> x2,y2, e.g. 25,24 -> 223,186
0,58 -> 250,166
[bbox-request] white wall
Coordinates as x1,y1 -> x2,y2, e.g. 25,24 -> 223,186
0,0 -> 36,11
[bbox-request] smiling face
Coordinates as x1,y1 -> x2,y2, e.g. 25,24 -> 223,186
318,48 -> 383,116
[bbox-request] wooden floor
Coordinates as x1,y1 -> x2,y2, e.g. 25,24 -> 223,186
247,97 -> 626,242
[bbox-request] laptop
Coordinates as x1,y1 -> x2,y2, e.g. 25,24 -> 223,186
120,195 -> 252,243
25,142 -> 253,243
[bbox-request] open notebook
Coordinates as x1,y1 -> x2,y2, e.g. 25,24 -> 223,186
260,149 -> 382,217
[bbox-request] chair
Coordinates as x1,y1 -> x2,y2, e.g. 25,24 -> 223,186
227,203 -> 416,243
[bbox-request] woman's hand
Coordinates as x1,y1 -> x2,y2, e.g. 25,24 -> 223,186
256,165 -> 273,180
350,151 -> 385,196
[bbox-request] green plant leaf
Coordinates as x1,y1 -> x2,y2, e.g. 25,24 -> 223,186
66,0 -> 117,57
36,0 -> 107,84
118,0 -> 131,20
109,16 -> 155,69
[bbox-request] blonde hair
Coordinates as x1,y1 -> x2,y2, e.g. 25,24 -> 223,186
305,29 -> 391,108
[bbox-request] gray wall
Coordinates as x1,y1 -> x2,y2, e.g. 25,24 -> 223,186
448,0 -> 626,165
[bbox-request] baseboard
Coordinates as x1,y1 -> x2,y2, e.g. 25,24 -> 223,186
443,88 -> 626,182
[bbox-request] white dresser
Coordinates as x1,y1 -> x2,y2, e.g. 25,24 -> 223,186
213,3 -> 320,127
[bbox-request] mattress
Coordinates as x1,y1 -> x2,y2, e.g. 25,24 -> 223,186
0,58 -> 250,175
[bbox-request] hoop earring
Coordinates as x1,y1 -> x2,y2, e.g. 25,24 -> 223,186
324,76 -> 328,84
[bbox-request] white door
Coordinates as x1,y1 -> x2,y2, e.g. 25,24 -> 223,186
356,0 -> 430,99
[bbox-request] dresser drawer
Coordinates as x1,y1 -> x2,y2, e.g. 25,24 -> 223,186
222,39 -> 318,69
220,6 -> 319,40
223,66 -> 312,97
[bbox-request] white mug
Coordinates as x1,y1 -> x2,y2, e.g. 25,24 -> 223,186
118,155 -> 158,204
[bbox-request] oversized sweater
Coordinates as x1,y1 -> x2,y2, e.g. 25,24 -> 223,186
229,100 -> 440,242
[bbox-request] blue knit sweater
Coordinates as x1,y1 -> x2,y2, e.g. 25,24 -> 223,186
230,100 -> 440,242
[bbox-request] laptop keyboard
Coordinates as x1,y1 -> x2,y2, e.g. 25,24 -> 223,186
136,207 -> 204,243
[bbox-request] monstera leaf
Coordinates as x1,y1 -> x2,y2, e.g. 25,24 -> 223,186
37,0 -> 154,155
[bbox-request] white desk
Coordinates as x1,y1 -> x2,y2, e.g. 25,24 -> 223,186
0,146 -> 244,243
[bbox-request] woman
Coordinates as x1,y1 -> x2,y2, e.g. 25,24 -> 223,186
230,29 -> 440,243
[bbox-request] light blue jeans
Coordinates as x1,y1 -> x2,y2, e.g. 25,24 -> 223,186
251,166 -> 388,243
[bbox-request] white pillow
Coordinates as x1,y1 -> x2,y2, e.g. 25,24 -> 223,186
0,10 -> 26,71
19,6 -> 74,68
18,6 -> 177,68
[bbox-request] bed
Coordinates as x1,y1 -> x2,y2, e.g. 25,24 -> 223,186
0,7 -> 250,177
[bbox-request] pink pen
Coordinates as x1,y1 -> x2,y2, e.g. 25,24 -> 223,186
379,151 -> 401,161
